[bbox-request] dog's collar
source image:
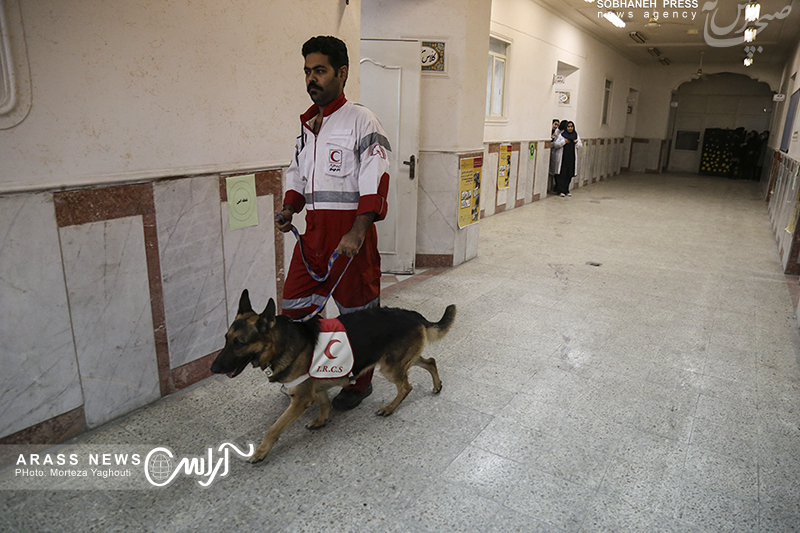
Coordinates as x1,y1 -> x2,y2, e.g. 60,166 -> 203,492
265,364 -> 356,390
264,365 -> 311,389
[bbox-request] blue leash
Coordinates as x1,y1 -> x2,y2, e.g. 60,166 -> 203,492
276,213 -> 353,322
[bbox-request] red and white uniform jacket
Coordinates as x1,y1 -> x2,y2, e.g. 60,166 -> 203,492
284,93 -> 392,258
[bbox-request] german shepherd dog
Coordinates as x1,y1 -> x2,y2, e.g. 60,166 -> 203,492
210,290 -> 456,463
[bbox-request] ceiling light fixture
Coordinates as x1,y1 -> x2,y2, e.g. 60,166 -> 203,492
603,12 -> 626,28
745,2 -> 761,22
744,57 -> 753,66
629,31 -> 646,44
648,47 -> 661,57
744,27 -> 757,42
659,57 -> 671,66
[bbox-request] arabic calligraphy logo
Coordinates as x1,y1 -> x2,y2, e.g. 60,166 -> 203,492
703,1 -> 792,47
144,443 -> 254,488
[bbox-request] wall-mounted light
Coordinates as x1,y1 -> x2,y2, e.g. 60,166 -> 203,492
745,2 -> 760,22
744,57 -> 753,66
744,27 -> 757,42
648,47 -> 661,57
629,31 -> 646,44
603,12 -> 626,28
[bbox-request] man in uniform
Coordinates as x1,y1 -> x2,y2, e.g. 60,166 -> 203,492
275,36 -> 391,410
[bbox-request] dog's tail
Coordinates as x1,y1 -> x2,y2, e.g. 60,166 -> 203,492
425,304 -> 457,343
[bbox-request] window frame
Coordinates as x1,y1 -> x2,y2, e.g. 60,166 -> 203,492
486,35 -> 511,122
601,78 -> 613,126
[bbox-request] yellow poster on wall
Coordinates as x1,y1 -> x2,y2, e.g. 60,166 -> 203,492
497,143 -> 511,189
458,155 -> 483,229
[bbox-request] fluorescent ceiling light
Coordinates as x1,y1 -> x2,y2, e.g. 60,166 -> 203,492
744,27 -> 757,42
629,31 -> 645,44
745,3 -> 760,22
603,12 -> 626,28
659,57 -> 671,66
648,47 -> 661,57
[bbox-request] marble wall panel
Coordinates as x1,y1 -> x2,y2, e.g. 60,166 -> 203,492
629,140 -> 650,172
459,222 -> 480,264
536,142 -> 550,198
0,194 -> 83,439
630,139 -> 662,173
222,194 -> 278,321
515,148 -> 526,204
520,143 -> 534,203
154,176 -> 227,369
483,151 -> 498,217
578,142 -> 589,187
601,142 -> 610,178
508,148 -> 520,208
417,152 -> 459,255
60,215 -> 160,428
581,142 -> 593,186
622,137 -> 632,169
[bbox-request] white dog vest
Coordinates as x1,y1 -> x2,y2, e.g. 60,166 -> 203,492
276,318 -> 355,389
309,319 -> 354,379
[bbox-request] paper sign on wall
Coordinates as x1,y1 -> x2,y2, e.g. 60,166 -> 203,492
497,144 -> 511,190
226,174 -> 258,230
458,155 -> 482,229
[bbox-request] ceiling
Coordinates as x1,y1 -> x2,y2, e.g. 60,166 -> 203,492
534,0 -> 800,69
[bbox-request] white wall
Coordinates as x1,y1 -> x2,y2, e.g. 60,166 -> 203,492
485,0 -> 637,143
668,73 -> 774,173
0,0 -> 360,193
361,0 -> 488,152
362,0 -> 491,265
635,62 -> 782,141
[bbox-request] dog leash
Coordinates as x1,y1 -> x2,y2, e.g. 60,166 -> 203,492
276,213 -> 353,323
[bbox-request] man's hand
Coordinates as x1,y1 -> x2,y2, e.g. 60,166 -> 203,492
275,206 -> 295,233
336,213 -> 377,257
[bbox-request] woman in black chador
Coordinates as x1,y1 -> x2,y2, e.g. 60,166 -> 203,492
553,121 -> 582,197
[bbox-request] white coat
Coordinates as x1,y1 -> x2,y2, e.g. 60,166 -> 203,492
550,131 -> 583,176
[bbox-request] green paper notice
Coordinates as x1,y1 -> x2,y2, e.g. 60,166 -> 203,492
226,174 -> 258,230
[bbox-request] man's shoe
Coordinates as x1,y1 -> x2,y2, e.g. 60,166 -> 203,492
332,384 -> 373,411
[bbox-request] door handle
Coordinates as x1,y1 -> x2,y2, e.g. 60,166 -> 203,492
402,154 -> 416,180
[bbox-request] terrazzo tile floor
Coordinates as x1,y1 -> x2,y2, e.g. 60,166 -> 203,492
2,173 -> 800,532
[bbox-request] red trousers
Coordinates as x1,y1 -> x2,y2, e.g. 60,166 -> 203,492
281,218 -> 381,391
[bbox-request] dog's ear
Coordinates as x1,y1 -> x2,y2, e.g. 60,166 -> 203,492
257,298 -> 277,333
238,289 -> 253,315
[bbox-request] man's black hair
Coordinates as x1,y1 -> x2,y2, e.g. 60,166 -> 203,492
302,36 -> 349,71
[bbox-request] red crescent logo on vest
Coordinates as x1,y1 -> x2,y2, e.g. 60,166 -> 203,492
323,339 -> 341,359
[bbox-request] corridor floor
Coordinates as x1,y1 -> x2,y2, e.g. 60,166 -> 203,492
2,173 -> 799,532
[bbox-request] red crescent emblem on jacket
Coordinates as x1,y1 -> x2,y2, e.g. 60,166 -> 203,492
323,339 -> 341,359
